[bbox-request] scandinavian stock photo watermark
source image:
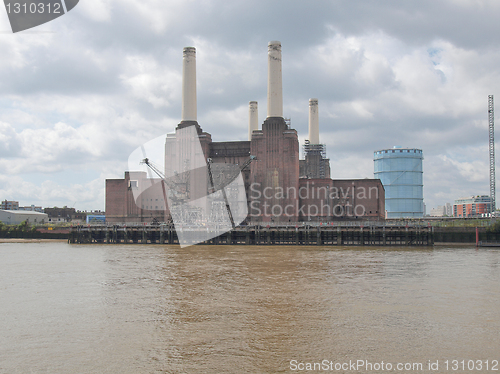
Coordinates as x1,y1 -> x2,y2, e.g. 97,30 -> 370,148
289,358 -> 499,372
3,0 -> 79,33
127,126 -> 248,247
248,182 -> 379,218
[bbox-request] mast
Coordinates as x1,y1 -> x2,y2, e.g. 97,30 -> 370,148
489,95 -> 495,213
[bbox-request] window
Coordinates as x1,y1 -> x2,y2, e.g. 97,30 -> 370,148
128,180 -> 138,189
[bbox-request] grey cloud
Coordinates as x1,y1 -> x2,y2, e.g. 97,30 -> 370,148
2,0 -> 500,210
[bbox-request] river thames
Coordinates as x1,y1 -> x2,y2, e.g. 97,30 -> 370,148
1,242 -> 499,373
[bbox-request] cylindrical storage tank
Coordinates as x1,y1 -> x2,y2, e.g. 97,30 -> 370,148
374,147 -> 424,218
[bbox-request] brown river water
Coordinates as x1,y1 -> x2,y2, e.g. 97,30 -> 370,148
1,242 -> 499,373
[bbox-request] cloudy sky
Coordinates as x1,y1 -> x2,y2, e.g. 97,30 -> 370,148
1,0 -> 499,212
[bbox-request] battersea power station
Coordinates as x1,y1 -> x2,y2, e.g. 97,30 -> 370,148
105,41 -> 385,224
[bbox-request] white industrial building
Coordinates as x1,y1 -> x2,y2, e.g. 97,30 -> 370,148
0,210 -> 48,225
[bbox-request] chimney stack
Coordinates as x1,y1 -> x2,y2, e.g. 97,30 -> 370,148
248,101 -> 258,140
308,98 -> 320,144
181,47 -> 197,123
267,41 -> 283,118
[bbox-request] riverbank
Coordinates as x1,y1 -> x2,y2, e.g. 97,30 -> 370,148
0,238 -> 68,243
3,224 -> 500,245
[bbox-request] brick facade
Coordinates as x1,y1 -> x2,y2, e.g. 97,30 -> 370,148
105,171 -> 167,224
106,123 -> 385,223
249,117 -> 300,222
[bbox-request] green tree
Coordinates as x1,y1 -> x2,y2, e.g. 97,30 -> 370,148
487,220 -> 500,233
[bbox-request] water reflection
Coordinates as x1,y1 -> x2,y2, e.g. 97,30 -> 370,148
1,243 -> 500,373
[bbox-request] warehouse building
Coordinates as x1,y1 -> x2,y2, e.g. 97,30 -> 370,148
0,210 -> 48,225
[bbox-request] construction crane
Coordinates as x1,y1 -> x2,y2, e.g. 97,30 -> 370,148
140,158 -> 188,204
489,95 -> 496,214
207,155 -> 256,194
207,155 -> 256,228
141,155 -> 256,226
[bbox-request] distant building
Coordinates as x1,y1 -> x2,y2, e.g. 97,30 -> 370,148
44,207 -> 87,222
453,196 -> 493,217
430,203 -> 453,217
86,215 -> 106,224
374,147 -> 424,218
430,206 -> 446,217
1,201 -> 43,212
445,203 -> 452,216
18,205 -> 43,213
1,200 -> 19,210
106,172 -> 168,224
0,210 -> 48,225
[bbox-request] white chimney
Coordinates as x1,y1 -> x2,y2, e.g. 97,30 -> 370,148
267,41 -> 283,118
248,101 -> 258,140
181,47 -> 197,122
308,98 -> 320,144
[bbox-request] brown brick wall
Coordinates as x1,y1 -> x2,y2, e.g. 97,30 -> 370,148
297,178 -> 385,221
249,118 -> 299,222
332,179 -> 385,220
106,122 -> 384,224
298,178 -> 334,221
106,172 -> 167,224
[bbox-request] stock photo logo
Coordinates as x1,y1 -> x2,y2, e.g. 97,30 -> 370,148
127,125 -> 249,248
3,0 -> 79,33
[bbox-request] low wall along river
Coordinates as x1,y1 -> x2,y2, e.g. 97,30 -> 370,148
68,224 -> 500,246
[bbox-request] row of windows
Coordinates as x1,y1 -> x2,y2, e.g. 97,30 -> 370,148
142,206 -> 164,210
375,149 -> 422,155
453,203 -> 492,215
454,197 -> 492,205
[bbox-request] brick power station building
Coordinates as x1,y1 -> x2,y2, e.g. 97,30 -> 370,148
106,42 -> 385,224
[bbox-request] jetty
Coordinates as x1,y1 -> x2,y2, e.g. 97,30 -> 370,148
477,241 -> 500,247
68,224 -> 434,246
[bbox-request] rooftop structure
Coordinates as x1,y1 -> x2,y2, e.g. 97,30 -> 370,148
1,200 -> 19,211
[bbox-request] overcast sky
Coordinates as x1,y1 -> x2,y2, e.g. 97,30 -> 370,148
1,0 -> 499,212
